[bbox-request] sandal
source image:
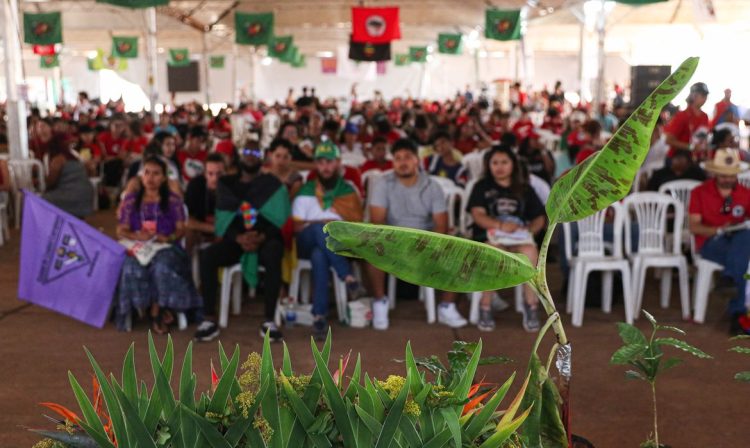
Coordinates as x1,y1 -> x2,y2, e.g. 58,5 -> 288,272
161,309 -> 175,326
150,312 -> 168,335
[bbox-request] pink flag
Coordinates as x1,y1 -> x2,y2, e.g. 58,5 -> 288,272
321,57 -> 337,74
376,60 -> 387,75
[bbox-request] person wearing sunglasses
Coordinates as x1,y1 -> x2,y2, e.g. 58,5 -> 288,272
689,148 -> 750,334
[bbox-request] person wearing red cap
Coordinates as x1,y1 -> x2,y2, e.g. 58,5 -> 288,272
214,139 -> 238,175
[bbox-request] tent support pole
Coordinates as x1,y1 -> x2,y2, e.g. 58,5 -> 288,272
145,6 -> 159,121
2,0 -> 29,160
202,31 -> 211,106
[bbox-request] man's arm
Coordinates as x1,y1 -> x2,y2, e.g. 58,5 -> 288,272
432,211 -> 449,234
689,213 -> 722,237
665,133 -> 690,151
369,206 -> 387,225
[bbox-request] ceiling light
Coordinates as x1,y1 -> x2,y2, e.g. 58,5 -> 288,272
261,57 -> 272,66
316,51 -> 334,58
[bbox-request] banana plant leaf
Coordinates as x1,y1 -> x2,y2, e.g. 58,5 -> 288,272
324,222 -> 536,293
546,57 -> 698,224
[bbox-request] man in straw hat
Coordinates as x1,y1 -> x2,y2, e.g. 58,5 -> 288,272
689,148 -> 750,333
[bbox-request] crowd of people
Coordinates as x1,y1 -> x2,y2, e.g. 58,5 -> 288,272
3,78 -> 750,340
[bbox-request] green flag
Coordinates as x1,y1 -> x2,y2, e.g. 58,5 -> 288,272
438,33 -> 462,54
169,48 -> 190,67
209,55 -> 225,69
268,35 -> 293,60
281,46 -> 298,64
291,53 -> 306,68
40,54 -> 59,69
104,54 -> 128,71
409,46 -> 428,63
394,53 -> 410,66
96,0 -> 168,8
112,36 -> 138,59
87,57 -> 98,71
485,9 -> 522,41
235,12 -> 274,46
24,12 -> 63,45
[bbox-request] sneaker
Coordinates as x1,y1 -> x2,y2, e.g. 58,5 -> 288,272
491,293 -> 510,312
193,320 -> 220,342
260,321 -> 284,342
313,317 -> 328,342
438,302 -> 468,328
477,308 -> 496,332
522,302 -> 541,332
372,298 -> 389,330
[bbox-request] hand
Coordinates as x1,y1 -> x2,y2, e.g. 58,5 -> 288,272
155,234 -> 171,243
134,230 -> 153,241
497,221 -> 520,233
236,231 -> 262,252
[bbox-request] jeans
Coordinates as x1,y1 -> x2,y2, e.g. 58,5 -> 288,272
296,223 -> 352,317
700,229 -> 750,314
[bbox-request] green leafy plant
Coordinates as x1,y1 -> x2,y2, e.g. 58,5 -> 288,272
610,310 -> 711,448
729,335 -> 750,382
32,331 -> 531,447
324,56 -> 700,447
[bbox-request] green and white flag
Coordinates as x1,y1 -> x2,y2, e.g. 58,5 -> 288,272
438,33 -> 462,54
209,55 -> 225,69
40,54 -> 59,69
394,53 -> 410,66
485,9 -> 522,41
96,0 -> 168,9
168,48 -> 190,67
281,46 -> 299,64
112,36 -> 138,59
409,46 -> 428,63
235,12 -> 274,46
268,35 -> 293,60
291,53 -> 306,68
23,12 -> 63,45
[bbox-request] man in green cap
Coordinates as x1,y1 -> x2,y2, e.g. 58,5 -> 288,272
293,140 -> 364,340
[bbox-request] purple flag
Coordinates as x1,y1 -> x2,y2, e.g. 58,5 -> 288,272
18,191 -> 126,328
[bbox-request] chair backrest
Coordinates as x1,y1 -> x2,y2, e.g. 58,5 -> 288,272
623,192 -> 683,256
362,169 -> 390,222
658,179 -> 701,234
738,171 -> 750,188
8,159 -> 46,193
562,202 -> 625,260
462,149 -> 487,181
429,175 -> 461,194
460,177 -> 479,236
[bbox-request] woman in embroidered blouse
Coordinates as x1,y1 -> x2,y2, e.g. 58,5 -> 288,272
116,156 -> 201,333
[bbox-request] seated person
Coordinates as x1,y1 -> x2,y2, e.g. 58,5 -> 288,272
194,146 -> 288,342
306,150 -> 364,196
265,138 -> 303,198
360,136 -> 393,174
293,141 -> 363,340
467,145 -> 546,332
184,153 -> 226,253
177,125 -> 209,184
647,149 -> 706,191
42,134 -> 94,219
574,120 -> 604,165
423,130 -> 468,187
98,114 -> 130,190
75,124 -> 102,177
518,131 -> 555,186
115,156 -> 202,333
689,149 -> 750,334
368,138 -> 467,329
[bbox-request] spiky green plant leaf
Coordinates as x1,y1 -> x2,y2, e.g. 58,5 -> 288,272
735,371 -> 750,382
729,346 -> 750,355
67,372 -> 114,448
654,338 -> 712,359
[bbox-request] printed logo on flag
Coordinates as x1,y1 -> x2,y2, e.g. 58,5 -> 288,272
495,19 -> 513,33
274,41 -> 288,53
413,50 -> 424,59
246,22 -> 265,37
32,21 -> 52,37
117,41 -> 132,54
365,15 -> 386,37
444,38 -> 457,49
364,44 -> 376,57
38,217 -> 97,285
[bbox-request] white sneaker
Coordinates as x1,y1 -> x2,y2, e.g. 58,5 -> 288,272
437,302 -> 468,328
372,298 -> 389,330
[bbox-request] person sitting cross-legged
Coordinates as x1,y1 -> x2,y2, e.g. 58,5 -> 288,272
293,141 -> 364,340
367,138 -> 468,330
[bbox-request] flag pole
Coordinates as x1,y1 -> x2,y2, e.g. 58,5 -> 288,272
593,0 -> 608,110
1,0 -> 29,160
248,47 -> 256,102
145,6 -> 159,121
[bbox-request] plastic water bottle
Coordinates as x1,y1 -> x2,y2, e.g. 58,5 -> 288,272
285,306 -> 297,328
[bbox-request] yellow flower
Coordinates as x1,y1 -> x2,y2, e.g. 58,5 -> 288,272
236,391 -> 256,418
404,399 -> 421,417
377,375 -> 406,400
253,416 -> 274,443
32,439 -> 64,448
239,352 -> 262,394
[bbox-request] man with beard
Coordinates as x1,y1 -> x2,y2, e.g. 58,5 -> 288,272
184,153 -> 226,253
293,141 -> 364,340
368,138 -> 467,330
194,146 -> 290,342
689,149 -> 750,334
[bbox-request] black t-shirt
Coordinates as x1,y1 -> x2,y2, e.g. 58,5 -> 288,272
184,175 -> 217,224
646,165 -> 706,192
466,177 -> 545,241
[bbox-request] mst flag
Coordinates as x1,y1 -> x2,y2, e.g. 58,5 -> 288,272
23,12 -> 63,45
18,193 -> 126,328
40,54 -> 59,69
112,36 -> 138,59
409,46 -> 428,63
268,35 -> 294,60
438,33 -> 462,54
235,12 -> 274,46
209,55 -> 225,69
349,37 -> 391,62
169,48 -> 190,66
394,53 -> 410,66
351,6 -> 400,43
96,0 -> 168,8
485,9 -> 522,41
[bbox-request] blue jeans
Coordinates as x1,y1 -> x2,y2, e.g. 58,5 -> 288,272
700,229 -> 750,314
297,223 -> 352,317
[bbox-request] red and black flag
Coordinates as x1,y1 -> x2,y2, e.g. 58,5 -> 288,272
351,6 -> 400,43
349,37 -> 391,62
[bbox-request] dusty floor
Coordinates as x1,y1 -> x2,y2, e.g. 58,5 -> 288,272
0,211 -> 747,447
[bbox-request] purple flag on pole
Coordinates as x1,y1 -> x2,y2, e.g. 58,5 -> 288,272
18,191 -> 126,328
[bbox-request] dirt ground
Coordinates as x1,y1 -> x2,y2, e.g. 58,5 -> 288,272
0,211 -> 747,447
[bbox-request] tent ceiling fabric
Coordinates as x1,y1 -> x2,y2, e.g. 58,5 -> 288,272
19,0 -> 750,56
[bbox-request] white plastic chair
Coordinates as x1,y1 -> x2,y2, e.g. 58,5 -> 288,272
562,202 -> 634,327
461,149 -> 487,181
738,171 -> 750,188
430,175 -> 464,233
218,263 -> 266,328
387,274 -> 437,324
658,179 -> 701,251
459,178 -> 480,237
90,177 -> 102,211
0,192 -> 9,246
285,259 -> 349,325
8,159 -> 46,228
468,286 -> 524,324
624,192 -> 691,320
362,169 -> 390,222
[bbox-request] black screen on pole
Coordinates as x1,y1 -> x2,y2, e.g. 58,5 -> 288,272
167,61 -> 200,92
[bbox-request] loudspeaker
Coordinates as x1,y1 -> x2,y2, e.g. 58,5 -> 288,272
167,61 -> 200,92
630,65 -> 671,106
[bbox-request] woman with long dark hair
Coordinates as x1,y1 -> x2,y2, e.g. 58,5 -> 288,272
116,156 -> 202,333
42,133 -> 94,219
466,145 -> 546,332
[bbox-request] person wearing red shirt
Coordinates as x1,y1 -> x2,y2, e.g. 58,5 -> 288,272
125,120 -> 148,155
454,118 -> 491,155
664,82 -> 710,159
710,88 -> 740,128
689,149 -> 750,329
360,136 -> 393,174
573,120 -> 604,165
97,114 -> 129,188
512,108 -> 535,142
176,126 -> 209,184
